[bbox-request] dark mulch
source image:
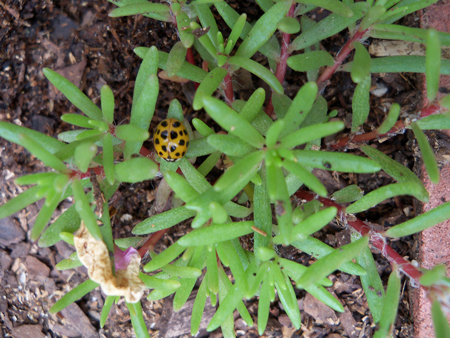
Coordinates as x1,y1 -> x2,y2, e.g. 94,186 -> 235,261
0,0 -> 420,337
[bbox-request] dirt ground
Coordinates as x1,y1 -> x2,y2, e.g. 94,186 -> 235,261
0,0 -> 425,337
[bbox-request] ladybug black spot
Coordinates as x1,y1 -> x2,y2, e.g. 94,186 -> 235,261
161,121 -> 168,127
162,145 -> 167,152
159,151 -> 163,156
182,151 -> 185,156
155,138 -> 160,145
171,131 -> 178,139
161,130 -> 168,139
186,141 -> 190,147
156,129 -> 160,135
184,130 -> 188,136
172,121 -> 181,128
170,145 -> 177,152
179,139 -> 185,146
175,152 -> 180,157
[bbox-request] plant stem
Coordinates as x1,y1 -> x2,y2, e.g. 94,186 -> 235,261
317,29 -> 368,85
223,71 -> 234,105
186,47 -> 200,89
137,229 -> 169,257
265,4 -> 296,116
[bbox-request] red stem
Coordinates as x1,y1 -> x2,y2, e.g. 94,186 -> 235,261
294,190 -> 423,282
317,29 -> 368,85
331,120 -> 405,149
265,4 -> 296,117
223,72 -> 234,105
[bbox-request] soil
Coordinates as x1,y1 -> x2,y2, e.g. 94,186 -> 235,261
0,0 -> 427,337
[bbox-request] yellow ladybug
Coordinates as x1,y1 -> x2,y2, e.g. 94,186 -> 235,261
153,118 -> 190,162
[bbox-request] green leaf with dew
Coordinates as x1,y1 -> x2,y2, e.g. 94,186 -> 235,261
100,296 -> 115,328
133,206 -> 196,235
167,41 -> 187,78
74,142 -> 97,173
351,42 -> 371,84
126,302 -> 151,338
332,185 -> 364,203
144,242 -> 186,272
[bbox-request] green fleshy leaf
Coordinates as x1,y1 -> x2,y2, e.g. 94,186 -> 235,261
139,272 -> 181,290
342,56 -> 450,75
193,67 -> 228,110
295,0 -> 353,17
18,134 -> 69,173
207,133 -> 256,157
385,201 -> 450,237
192,118 -> 214,137
290,2 -> 367,51
351,42 -> 371,84
257,279 -> 271,335
370,24 -> 450,46
415,114 -> 450,130
225,13 -> 247,54
61,114 -> 93,128
346,182 -> 427,214
360,5 -> 386,30
134,48 -> 207,83
203,97 -> 265,148
72,179 -> 102,241
351,74 -> 371,131
101,85 -> 115,124
297,236 -> 368,289
0,185 -> 42,219
109,2 -> 171,21
115,124 -> 150,142
420,264 -> 447,287
228,56 -> 283,94
167,42 -> 187,77
356,247 -> 385,323
292,236 -> 366,275
361,145 -> 429,201
191,278 -> 208,336
50,279 -> 99,313
133,206 -> 196,235
279,121 -> 345,148
74,142 -> 97,173
411,122 -> 439,183
100,296 -> 115,328
43,69 -> 102,121
0,122 -> 66,154
193,2 -> 219,48
126,302 -> 151,338
377,103 -> 400,134
426,29 -> 441,103
287,51 -> 334,72
331,185 -> 364,203
56,257 -> 82,270
114,157 -> 158,183
277,16 -> 301,34
102,133 -> 115,185
31,192 -> 63,241
281,159 -> 328,197
431,300 -> 450,338
372,269 -> 401,338
178,221 -> 254,246
144,242 -> 186,272
234,1 -> 291,59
